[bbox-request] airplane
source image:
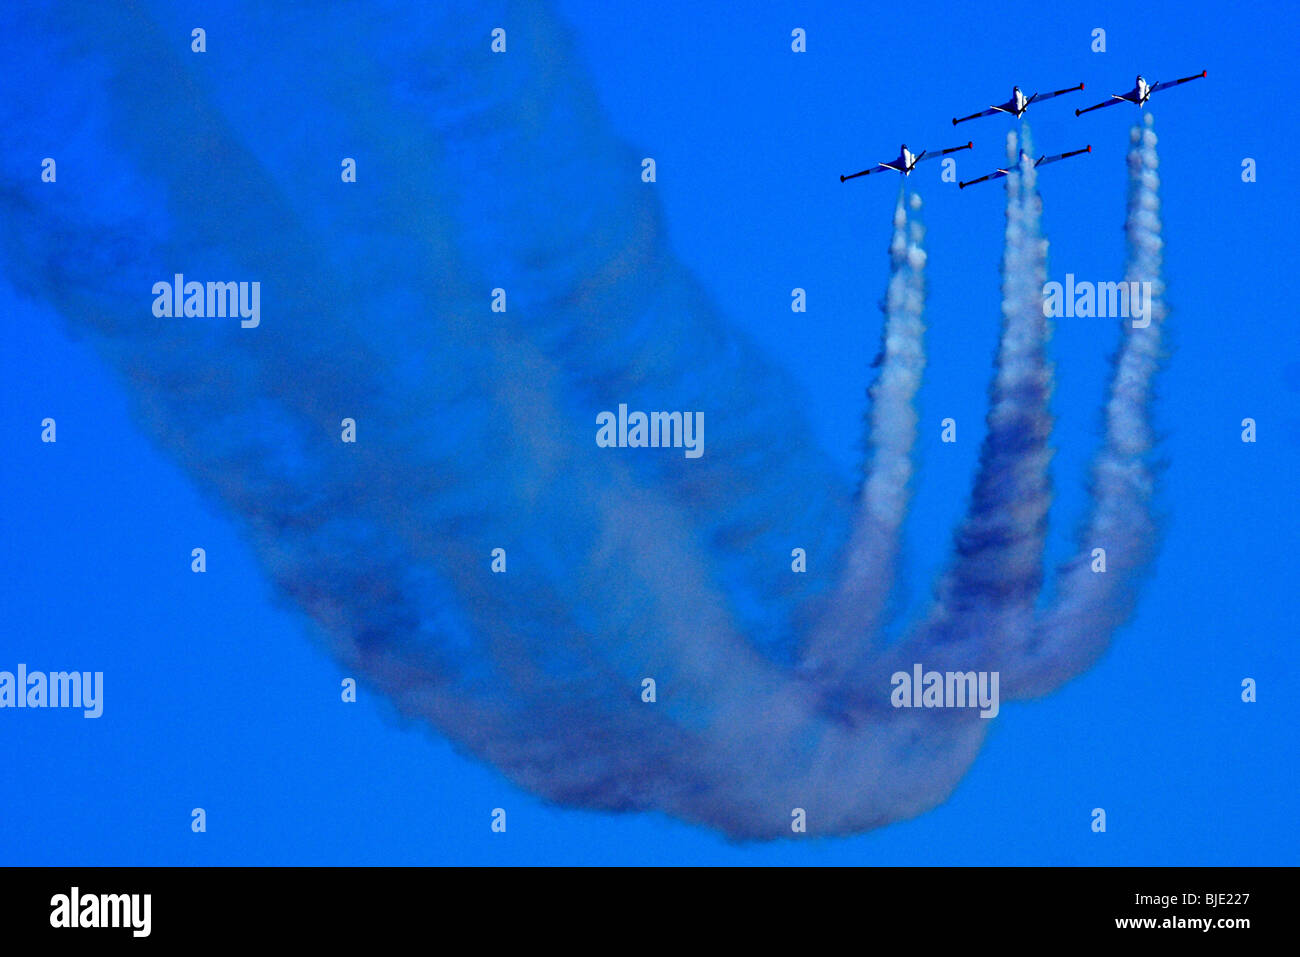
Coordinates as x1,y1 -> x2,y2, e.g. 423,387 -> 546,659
1075,70 -> 1206,115
841,141 -> 973,182
958,145 -> 1091,189
952,82 -> 1085,125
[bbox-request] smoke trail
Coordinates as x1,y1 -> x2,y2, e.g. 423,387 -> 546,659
1005,114 -> 1167,698
0,0 -> 1167,839
908,126 -> 1055,670
0,0 -> 991,840
802,189 -> 926,685
0,0 -> 853,670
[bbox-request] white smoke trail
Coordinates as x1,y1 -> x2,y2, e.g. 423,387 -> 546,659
802,189 -> 926,685
916,126 -> 1055,664
0,1 -> 1169,839
0,0 -> 992,840
1007,113 -> 1166,697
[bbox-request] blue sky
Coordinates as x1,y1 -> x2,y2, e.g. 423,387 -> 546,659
2,0 -> 1297,864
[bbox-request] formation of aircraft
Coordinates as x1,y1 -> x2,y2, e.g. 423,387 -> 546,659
840,141 -> 973,182
959,145 -> 1091,189
840,69 -> 1204,193
1075,70 -> 1207,115
952,82 -> 1084,125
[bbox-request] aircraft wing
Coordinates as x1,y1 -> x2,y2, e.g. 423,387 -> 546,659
840,162 -> 894,182
1151,69 -> 1207,93
952,107 -> 1001,125
1075,95 -> 1128,116
915,141 -> 973,162
1035,145 -> 1091,167
1031,81 -> 1085,103
958,168 -> 1009,189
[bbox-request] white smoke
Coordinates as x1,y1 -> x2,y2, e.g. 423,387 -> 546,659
921,124 -> 1056,664
802,188 -> 927,685
1006,113 -> 1166,697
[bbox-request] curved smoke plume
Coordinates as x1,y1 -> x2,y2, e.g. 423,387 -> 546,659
802,189 -> 927,688
1005,114 -> 1167,697
0,2 -> 1166,838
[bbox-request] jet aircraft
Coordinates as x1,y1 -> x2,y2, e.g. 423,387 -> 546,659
952,82 -> 1085,125
1075,71 -> 1206,115
841,141 -> 974,182
958,145 -> 1091,189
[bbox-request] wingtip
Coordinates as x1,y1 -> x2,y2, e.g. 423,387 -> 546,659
1086,144 -> 1092,152
958,182 -> 967,190
1079,81 -> 1085,90
839,175 -> 846,183
1074,108 -> 1081,116
967,141 -> 973,149
1202,69 -> 1208,77
951,118 -> 957,125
